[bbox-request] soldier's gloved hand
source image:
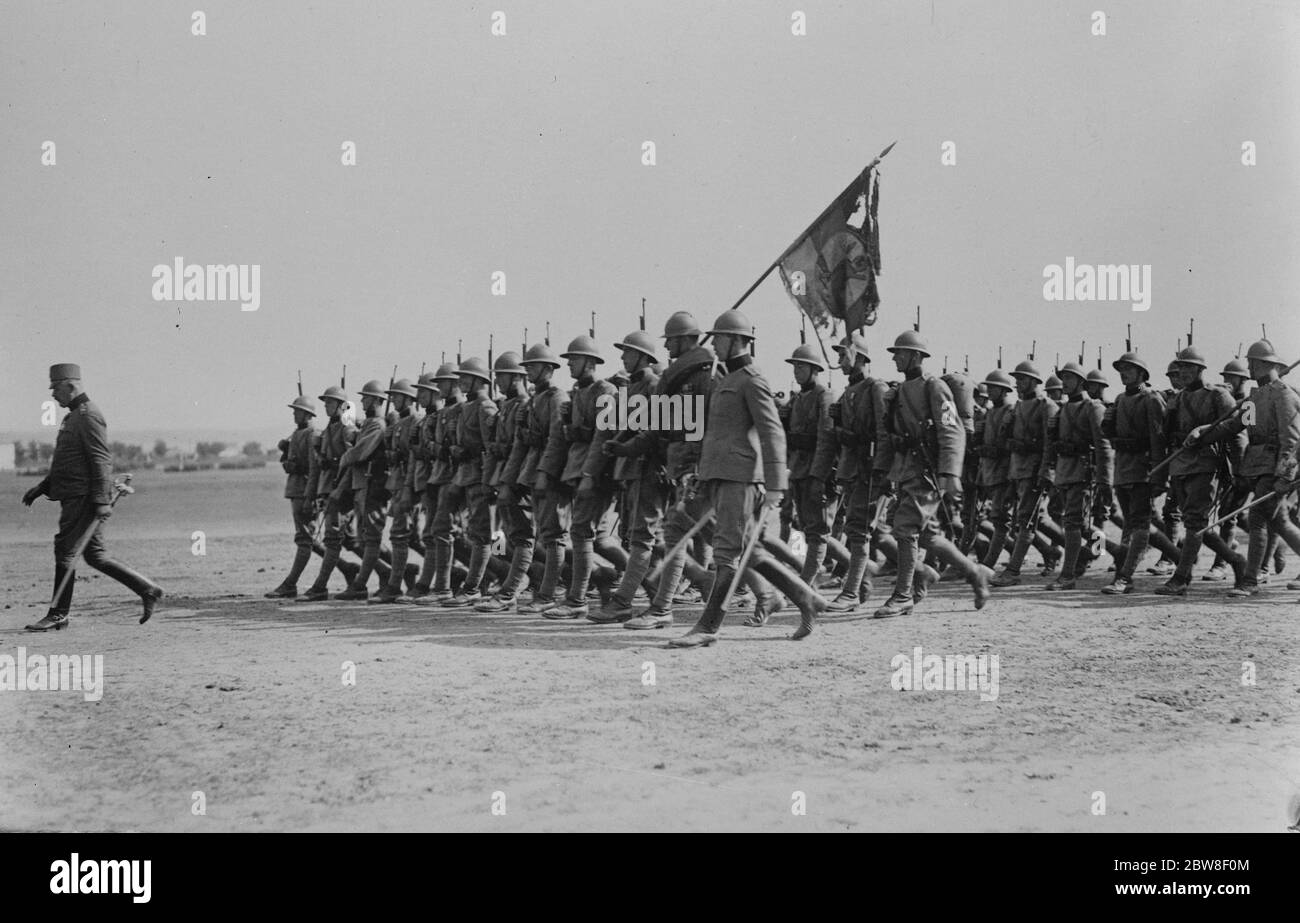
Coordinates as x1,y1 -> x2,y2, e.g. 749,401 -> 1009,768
94,503 -> 113,520
938,474 -> 962,502
1185,425 -> 1209,448
22,485 -> 44,506
763,489 -> 785,511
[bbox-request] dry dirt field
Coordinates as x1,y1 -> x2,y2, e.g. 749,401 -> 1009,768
1,467 -> 1297,831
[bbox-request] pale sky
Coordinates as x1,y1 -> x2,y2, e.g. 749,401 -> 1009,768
2,0 -> 1298,437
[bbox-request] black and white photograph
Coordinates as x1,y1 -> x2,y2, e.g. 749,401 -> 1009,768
1,0 -> 1296,868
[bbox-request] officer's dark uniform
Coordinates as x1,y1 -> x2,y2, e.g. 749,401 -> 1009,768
266,395 -> 318,597
25,364 -> 162,630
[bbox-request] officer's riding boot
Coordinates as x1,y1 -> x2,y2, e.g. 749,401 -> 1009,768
1049,528 -> 1083,590
1104,528 -> 1148,594
1228,529 -> 1268,596
991,528 -> 1033,586
799,539 -> 827,585
543,543 -> 593,618
981,527 -> 1007,570
874,536 -> 917,618
828,544 -> 873,611
593,545 -> 653,622
668,563 -> 735,647
302,545 -> 341,600
1156,531 -> 1201,595
750,556 -> 825,640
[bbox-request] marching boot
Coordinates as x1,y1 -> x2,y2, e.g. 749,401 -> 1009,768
1048,528 -> 1082,590
743,569 -> 784,627
925,534 -> 991,610
419,542 -> 455,604
1155,529 -> 1202,596
828,545 -> 873,612
1202,529 -> 1246,586
799,538 -> 827,585
301,545 -> 342,601
268,544 -> 314,597
668,564 -> 734,647
520,542 -> 565,612
475,542 -> 534,612
408,546 -> 436,597
336,545 -> 380,600
1104,528 -> 1148,594
444,544 -> 489,606
372,541 -> 410,603
1228,529 -> 1268,597
990,528 -> 1033,587
874,536 -> 916,618
543,543 -> 593,618
591,558 -> 619,606
981,527 -> 1008,571
26,609 -> 69,631
592,545 -> 653,622
749,557 -> 824,640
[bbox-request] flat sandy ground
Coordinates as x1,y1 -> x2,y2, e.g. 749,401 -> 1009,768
1,468 -> 1296,831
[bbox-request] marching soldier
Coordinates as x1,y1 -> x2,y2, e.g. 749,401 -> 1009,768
333,379 -> 391,600
299,385 -> 359,600
1043,361 -> 1113,590
1148,358 -> 1188,576
592,331 -> 666,622
1100,352 -> 1168,594
539,336 -> 619,620
1152,346 -> 1247,594
976,369 -> 1017,571
266,393 -> 319,598
515,343 -> 571,613
405,370 -> 444,596
784,344 -> 838,585
823,332 -> 889,613
475,352 -> 534,611
872,332 -> 991,618
669,310 -> 827,647
989,360 -> 1062,586
439,358 -> 499,607
371,378 -> 421,603
1204,358 -> 1251,581
621,311 -> 721,630
22,364 -> 164,630
1186,339 -> 1300,597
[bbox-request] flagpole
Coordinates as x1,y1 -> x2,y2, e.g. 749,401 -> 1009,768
727,141 -> 897,313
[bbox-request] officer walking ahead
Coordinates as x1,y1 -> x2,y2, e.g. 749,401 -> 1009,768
22,364 -> 164,630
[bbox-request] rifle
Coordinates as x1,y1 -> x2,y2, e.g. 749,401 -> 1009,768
1198,477 -> 1300,536
1151,356 -> 1300,477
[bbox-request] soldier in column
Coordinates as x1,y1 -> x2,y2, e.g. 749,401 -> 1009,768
299,385 -> 360,601
988,361 -> 1062,587
404,370 -> 443,597
439,358 -> 498,607
823,332 -> 890,613
476,352 -> 534,611
22,364 -> 164,630
668,310 -> 827,647
621,312 -> 721,630
871,333 -> 991,618
977,369 -> 1017,571
1099,351 -> 1169,594
1203,358 -> 1251,581
959,379 -> 991,559
590,331 -> 667,622
1043,361 -> 1113,589
541,336 -> 620,620
420,365 -> 469,605
331,379 -> 391,600
1186,339 -> 1300,597
266,393 -> 319,598
371,378 -> 421,603
784,344 -> 838,585
515,343 -> 571,613
1150,347 -> 1249,594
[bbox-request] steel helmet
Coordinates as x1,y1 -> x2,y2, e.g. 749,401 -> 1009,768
885,330 -> 930,358
661,311 -> 703,339
1165,359 -> 1180,375
982,369 -> 1015,391
415,372 -> 438,391
706,310 -> 755,339
560,335 -> 605,363
521,343 -> 562,367
318,385 -> 349,403
1221,357 -> 1249,378
456,357 -> 492,383
615,330 -> 659,362
1058,361 -> 1087,381
837,330 -> 871,363
493,351 -> 527,375
1173,346 -> 1207,369
359,380 -> 388,400
1044,374 -> 1063,391
432,362 -> 459,382
1085,368 -> 1111,389
288,395 -> 317,416
1011,360 -> 1043,384
1245,339 -> 1283,365
785,343 -> 826,372
386,378 -> 417,400
1112,352 -> 1150,377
